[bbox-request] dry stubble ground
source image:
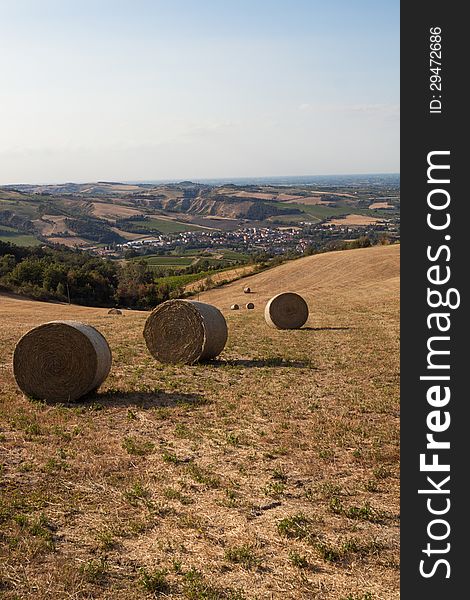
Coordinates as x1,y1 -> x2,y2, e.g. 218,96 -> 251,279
0,245 -> 399,600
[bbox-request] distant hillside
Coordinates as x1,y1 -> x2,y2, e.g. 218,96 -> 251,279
198,243 -> 400,310
0,180 -> 399,248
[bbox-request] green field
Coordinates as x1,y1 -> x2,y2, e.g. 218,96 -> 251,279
217,249 -> 250,261
145,255 -> 194,266
0,226 -> 41,246
0,198 -> 40,218
167,248 -> 249,262
154,270 -> 213,291
271,203 -> 399,224
137,255 -> 195,270
135,251 -> 249,274
122,218 -> 204,234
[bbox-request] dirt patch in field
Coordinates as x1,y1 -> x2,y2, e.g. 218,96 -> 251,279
329,214 -> 385,226
91,202 -> 144,220
110,227 -> 148,241
284,196 -> 329,205
32,216 -> 73,236
229,191 -> 306,202
47,236 -> 90,247
369,202 -> 394,210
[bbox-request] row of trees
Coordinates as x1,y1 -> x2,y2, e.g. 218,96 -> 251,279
0,241 -> 172,309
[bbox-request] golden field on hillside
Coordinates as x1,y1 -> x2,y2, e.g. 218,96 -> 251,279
0,245 -> 400,600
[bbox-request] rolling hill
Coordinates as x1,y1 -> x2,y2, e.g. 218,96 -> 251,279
0,244 -> 399,599
0,180 -> 399,248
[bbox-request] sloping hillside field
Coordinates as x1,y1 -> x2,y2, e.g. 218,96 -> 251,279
0,245 -> 400,599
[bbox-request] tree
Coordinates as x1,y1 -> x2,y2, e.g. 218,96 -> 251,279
8,259 -> 44,286
0,254 -> 16,277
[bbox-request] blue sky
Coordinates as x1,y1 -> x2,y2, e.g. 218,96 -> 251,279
0,0 -> 399,184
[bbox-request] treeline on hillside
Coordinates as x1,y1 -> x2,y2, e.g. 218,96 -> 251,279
64,217 -> 126,244
0,241 -> 171,309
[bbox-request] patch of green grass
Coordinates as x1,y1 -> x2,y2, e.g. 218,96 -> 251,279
288,551 -> 310,569
328,497 -> 384,523
343,502 -> 383,523
373,465 -> 392,480
9,412 -> 43,436
124,482 -> 151,505
320,482 -> 344,498
127,408 -> 137,420
313,540 -> 344,563
187,464 -> 220,488
122,436 -> 155,456
271,466 -> 288,483
224,544 -> 260,569
174,423 -> 192,439
162,451 -> 186,465
95,528 -> 118,550
80,558 -> 109,583
313,537 -> 385,564
329,496 -> 344,515
277,514 -> 314,541
365,479 -> 379,493
164,487 -> 193,505
225,432 -> 241,446
263,481 -> 285,498
139,567 -> 170,595
14,513 -> 56,551
223,488 -> 239,508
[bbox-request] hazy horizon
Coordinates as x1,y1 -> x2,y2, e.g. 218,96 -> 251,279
2,172 -> 400,188
0,0 -> 399,185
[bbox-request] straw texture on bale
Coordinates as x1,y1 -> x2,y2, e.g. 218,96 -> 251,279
230,304 -> 240,310
108,308 -> 122,315
144,299 -> 228,364
264,292 -> 309,329
13,321 -> 112,402
246,302 -> 255,310
243,287 -> 251,293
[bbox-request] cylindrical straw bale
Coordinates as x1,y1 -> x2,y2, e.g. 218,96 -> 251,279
246,302 -> 255,310
230,304 -> 240,310
143,299 -> 228,364
108,308 -> 122,315
13,321 -> 112,402
243,287 -> 251,293
264,292 -> 309,329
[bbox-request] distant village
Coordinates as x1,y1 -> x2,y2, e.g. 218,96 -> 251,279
94,218 -> 400,259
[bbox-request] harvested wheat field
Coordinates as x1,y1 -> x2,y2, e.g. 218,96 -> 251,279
91,203 -> 144,220
329,215 -> 384,227
0,244 -> 400,600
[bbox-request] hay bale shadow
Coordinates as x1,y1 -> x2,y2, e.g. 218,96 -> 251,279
301,326 -> 351,331
208,358 -> 314,369
72,390 -> 208,409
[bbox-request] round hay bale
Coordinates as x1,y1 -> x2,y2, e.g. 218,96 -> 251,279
264,292 -> 309,329
108,308 -> 122,315
246,302 -> 255,310
143,299 -> 228,364
243,287 -> 251,293
13,321 -> 112,403
230,304 -> 240,310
